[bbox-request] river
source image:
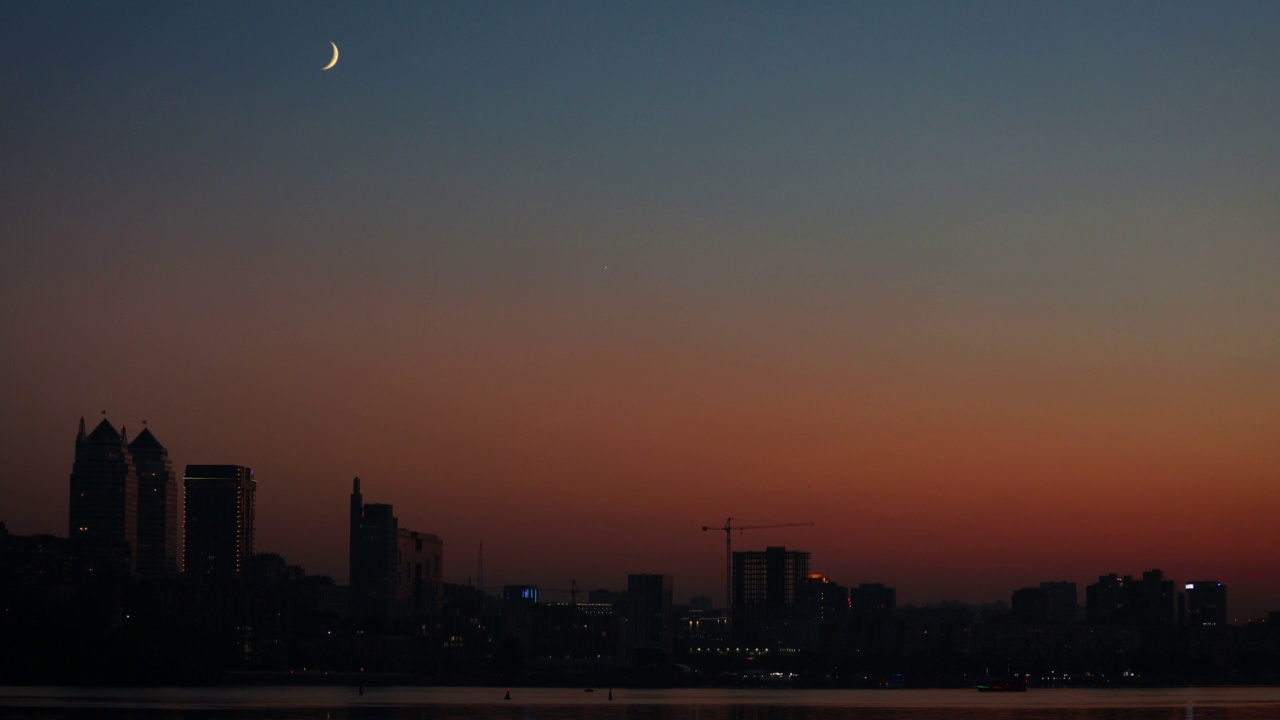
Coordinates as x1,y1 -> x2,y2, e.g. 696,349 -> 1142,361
3,686 -> 1280,719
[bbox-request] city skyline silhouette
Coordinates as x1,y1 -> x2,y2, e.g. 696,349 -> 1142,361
2,3 -> 1278,620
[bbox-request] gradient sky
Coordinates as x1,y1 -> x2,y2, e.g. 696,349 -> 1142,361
2,2 -> 1278,618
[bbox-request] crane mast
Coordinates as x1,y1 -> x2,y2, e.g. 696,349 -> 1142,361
701,517 -> 814,622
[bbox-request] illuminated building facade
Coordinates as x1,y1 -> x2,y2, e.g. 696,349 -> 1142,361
183,464 -> 256,576
130,427 -> 180,577
68,417 -> 138,574
503,585 -> 538,603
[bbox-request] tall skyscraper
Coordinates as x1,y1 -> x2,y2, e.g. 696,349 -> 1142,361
130,426 -> 179,577
348,477 -> 445,629
183,464 -> 256,577
349,477 -> 399,627
68,417 -> 138,574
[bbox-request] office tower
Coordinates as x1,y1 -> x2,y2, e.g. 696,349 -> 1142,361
349,477 -> 399,626
732,546 -> 810,643
627,573 -> 673,665
1185,581 -> 1228,626
68,417 -> 138,574
130,427 -> 179,577
183,465 -> 256,577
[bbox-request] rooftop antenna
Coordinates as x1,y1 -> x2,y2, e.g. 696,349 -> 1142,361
477,541 -> 485,595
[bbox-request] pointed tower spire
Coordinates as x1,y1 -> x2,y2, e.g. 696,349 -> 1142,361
77,417 -> 86,442
121,425 -> 128,443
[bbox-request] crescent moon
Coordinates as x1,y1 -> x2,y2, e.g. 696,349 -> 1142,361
322,41 -> 339,71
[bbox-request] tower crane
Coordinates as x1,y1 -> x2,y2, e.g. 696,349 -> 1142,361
539,579 -> 580,606
701,518 -> 814,620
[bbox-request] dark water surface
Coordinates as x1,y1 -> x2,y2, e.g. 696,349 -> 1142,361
3,686 -> 1280,720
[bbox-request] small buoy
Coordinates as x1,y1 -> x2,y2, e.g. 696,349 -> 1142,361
505,689 -> 511,700
609,688 -> 613,700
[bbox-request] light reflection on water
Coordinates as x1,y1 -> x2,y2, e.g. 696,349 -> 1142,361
2,687 -> 1280,720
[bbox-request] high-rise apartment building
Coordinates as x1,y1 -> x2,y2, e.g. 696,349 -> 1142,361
68,417 -> 138,574
183,465 -> 256,577
130,427 -> 179,577
732,546 -> 810,644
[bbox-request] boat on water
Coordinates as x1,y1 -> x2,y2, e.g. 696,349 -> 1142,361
975,676 -> 1027,692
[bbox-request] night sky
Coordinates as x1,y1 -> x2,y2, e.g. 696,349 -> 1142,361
2,2 -> 1278,618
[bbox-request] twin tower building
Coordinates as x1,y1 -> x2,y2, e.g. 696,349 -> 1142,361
67,416 -> 256,577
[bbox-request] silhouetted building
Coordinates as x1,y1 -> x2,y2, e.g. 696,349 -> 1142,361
589,588 -> 625,604
68,417 -> 138,574
350,477 -> 398,626
732,546 -> 810,644
1185,581 -> 1227,626
1040,581 -> 1079,625
851,583 -> 896,626
1010,586 -> 1051,624
183,464 -> 256,577
349,478 -> 444,630
248,552 -> 305,584
794,573 -> 850,654
1087,569 -> 1182,628
398,528 -> 443,620
688,594 -> 714,612
130,427 -> 179,577
627,573 -> 673,666
850,583 -> 897,656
